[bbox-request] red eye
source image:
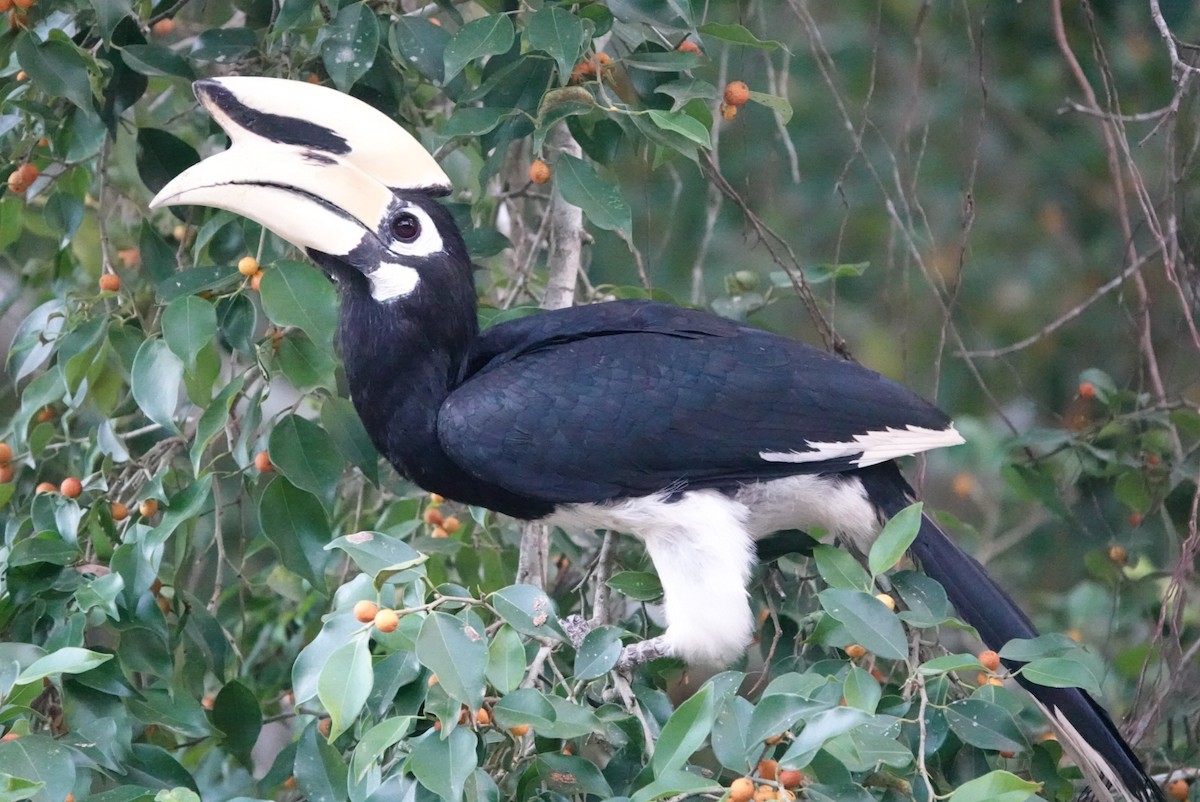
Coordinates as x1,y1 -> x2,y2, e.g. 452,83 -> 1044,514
391,212 -> 420,242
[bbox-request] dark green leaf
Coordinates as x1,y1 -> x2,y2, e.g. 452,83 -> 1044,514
526,5 -> 587,82
120,44 -> 194,79
573,626 -> 622,680
748,90 -> 794,124
606,570 -> 663,601
295,722 -> 348,802
389,17 -> 450,83
444,14 -> 514,82
258,261 -> 338,345
535,753 -> 613,797
275,333 -> 338,393
554,154 -> 631,232
212,681 -> 262,767
779,707 -> 872,769
162,295 -> 217,370
325,530 -> 426,587
190,28 -> 258,63
190,376 -> 243,473
409,727 -> 476,802
1019,657 -> 1103,696
485,625 -> 525,694
944,699 -> 1027,753
258,477 -> 331,588
998,634 -> 1079,662
646,109 -> 710,148
444,107 -> 516,138
415,612 -> 488,709
136,129 -> 200,196
268,414 -> 345,504
652,682 -> 714,774
322,4 -> 380,92
698,22 -> 782,50
490,584 -> 565,639
320,397 -> 379,484
818,588 -> 908,660
14,35 -> 97,115
842,666 -> 881,714
130,339 -> 183,434
812,544 -> 870,590
317,635 -> 372,740
622,51 -> 701,72
0,735 -> 75,802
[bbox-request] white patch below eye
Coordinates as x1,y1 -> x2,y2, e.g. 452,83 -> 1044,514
368,263 -> 420,302
759,424 -> 964,468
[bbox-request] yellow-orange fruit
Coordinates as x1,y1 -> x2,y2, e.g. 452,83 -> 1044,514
35,407 -> 54,423
427,674 -> 439,687
724,80 -> 750,106
111,501 -> 128,521
139,499 -> 159,517
757,759 -> 778,781
951,472 -> 974,498
317,717 -> 331,737
729,777 -> 755,802
0,442 -> 12,463
0,732 -> 18,742
431,525 -> 449,539
282,776 -> 297,790
237,256 -> 259,276
1109,545 -> 1128,566
1166,779 -> 1188,801
305,74 -> 320,84
201,694 -> 215,710
875,593 -> 896,611
508,723 -> 530,737
254,451 -> 273,472
0,465 -> 13,483
474,708 -> 490,726
12,0 -> 34,8
720,102 -> 738,121
1129,512 -> 1142,527
442,515 -> 461,534
423,507 -> 444,526
7,170 -> 28,194
99,274 -> 120,292
60,477 -> 82,499
978,650 -> 1001,671
0,1 -> 13,14
374,608 -> 399,633
353,600 -> 379,623
596,53 -> 612,66
35,482 -> 57,494
429,493 -> 444,505
845,644 -> 867,659
977,672 -> 1003,687
1078,381 -> 1096,399
151,17 -> 175,36
529,159 -> 552,185
778,769 -> 805,789
753,783 -> 777,802
250,270 -> 264,292
677,40 -> 701,55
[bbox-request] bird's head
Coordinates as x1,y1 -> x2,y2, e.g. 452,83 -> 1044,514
150,77 -> 464,304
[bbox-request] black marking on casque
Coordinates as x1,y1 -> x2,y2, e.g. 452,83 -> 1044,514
196,80 -> 351,155
302,150 -> 337,166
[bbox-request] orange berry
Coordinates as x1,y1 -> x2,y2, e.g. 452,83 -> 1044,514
317,717 -> 331,737
442,515 -> 461,534
111,501 -> 128,521
99,273 -> 120,292
0,442 -> 12,463
17,163 -> 39,184
156,595 -> 171,615
431,525 -> 449,539
374,608 -> 399,633
427,674 -> 439,687
305,74 -> 320,84
951,472 -> 974,498
429,493 -> 444,505
254,450 -> 273,472
36,137 -> 48,147
596,52 -> 612,66
7,170 -> 28,194
35,407 -> 54,423
0,0 -> 11,9
720,102 -> 738,121
423,507 -> 444,526
12,0 -> 33,8
978,650 -> 1001,671
60,477 -> 82,499
1129,512 -> 1142,527
730,777 -> 755,802
151,17 -> 175,36
65,794 -> 75,802
1145,453 -> 1161,466
139,499 -> 159,517
35,482 -> 57,494
353,600 -> 379,623
428,17 -> 441,26
474,708 -> 490,726
778,769 -> 805,789
845,644 -> 867,659
875,593 -> 896,611
508,723 -> 530,737
753,783 -> 777,802
172,224 -> 188,242
1166,779 -> 1188,801
250,270 -> 264,292
529,159 -> 552,185
282,776 -> 297,790
1109,545 -> 1128,566
201,694 -> 215,710
0,465 -> 13,483
237,255 -> 259,276
999,750 -> 1015,759
723,80 -> 750,106
150,579 -> 163,595
977,672 -> 1003,687
757,759 -> 778,781
1078,381 -> 1097,399
0,732 -> 18,741
677,40 -> 701,55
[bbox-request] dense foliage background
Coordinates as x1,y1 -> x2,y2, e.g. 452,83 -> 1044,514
0,1 -> 1197,800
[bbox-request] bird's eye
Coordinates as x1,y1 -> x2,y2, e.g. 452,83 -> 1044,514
391,212 -> 421,243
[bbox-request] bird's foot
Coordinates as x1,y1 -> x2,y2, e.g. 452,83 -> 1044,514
617,635 -> 673,670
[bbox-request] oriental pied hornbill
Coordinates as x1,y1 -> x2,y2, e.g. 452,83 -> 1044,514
152,77 -> 1163,802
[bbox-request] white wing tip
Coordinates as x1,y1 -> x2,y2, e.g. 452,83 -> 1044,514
760,423 -> 965,467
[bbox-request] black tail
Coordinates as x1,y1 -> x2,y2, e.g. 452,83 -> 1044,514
859,466 -> 1163,802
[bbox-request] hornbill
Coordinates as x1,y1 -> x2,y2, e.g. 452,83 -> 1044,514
152,77 -> 1163,802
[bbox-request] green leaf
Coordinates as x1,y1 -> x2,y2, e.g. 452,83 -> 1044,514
486,625 -> 525,695
818,589 -> 908,660
944,699 -> 1026,753
779,707 -> 872,769
623,51 -> 701,72
655,78 -> 718,110
630,769 -> 722,802
812,544 -> 870,590
919,653 -> 987,676
156,266 -> 239,303
389,16 -> 451,83
646,109 -> 711,149
443,14 -> 515,82
162,295 -> 217,370
526,5 -> 587,82
712,695 -> 754,772
1019,657 -> 1103,696
14,35 -> 97,115
350,717 -> 414,783
415,612 -> 488,709
258,477 -> 331,588
573,626 -> 622,680
131,339 -> 183,434
268,414 -> 346,504
490,584 -> 565,639
0,735 -> 75,802
697,22 -> 782,50
409,727 -> 476,802
15,648 -> 112,685
322,4 -> 380,92
652,682 -> 715,775
320,397 -> 379,484
444,107 -> 516,138
535,753 -> 614,797
842,666 -> 881,714
492,688 -> 556,733
554,154 -> 631,232
89,0 -> 134,42
294,722 -> 348,802
325,530 -> 426,588
998,634 -> 1079,662
318,635 -> 373,740
606,570 -> 663,601
275,333 -> 338,393
190,28 -> 258,63
191,376 -> 244,474
747,90 -> 794,124
259,261 -> 339,345
137,129 -> 200,196
946,770 -> 1040,802
120,44 -> 194,79
868,502 -> 923,576
212,680 -> 262,767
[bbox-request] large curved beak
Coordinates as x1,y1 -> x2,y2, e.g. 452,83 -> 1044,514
150,77 -> 451,257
